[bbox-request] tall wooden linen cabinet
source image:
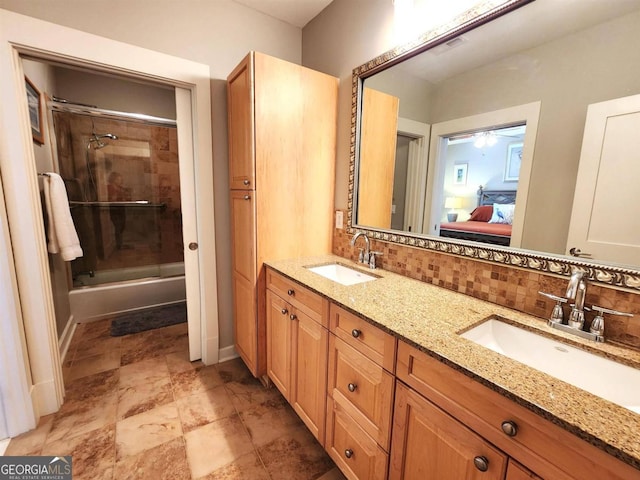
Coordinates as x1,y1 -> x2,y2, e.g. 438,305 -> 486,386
227,51 -> 338,378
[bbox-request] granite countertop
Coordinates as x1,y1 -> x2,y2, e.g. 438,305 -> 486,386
265,254 -> 640,469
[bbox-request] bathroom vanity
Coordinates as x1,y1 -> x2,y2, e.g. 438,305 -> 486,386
265,256 -> 640,480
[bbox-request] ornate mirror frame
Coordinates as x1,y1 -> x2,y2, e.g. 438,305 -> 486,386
347,0 -> 640,292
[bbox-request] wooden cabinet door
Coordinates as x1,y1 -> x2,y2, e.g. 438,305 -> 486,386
291,310 -> 328,445
227,53 -> 255,190
230,190 -> 257,374
506,460 -> 541,480
390,382 -> 508,480
357,87 -> 399,229
266,290 -> 292,400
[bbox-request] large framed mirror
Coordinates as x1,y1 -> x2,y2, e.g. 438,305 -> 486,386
349,0 -> 640,290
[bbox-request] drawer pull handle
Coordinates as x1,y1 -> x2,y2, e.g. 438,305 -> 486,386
351,329 -> 361,338
287,289 -> 295,296
347,383 -> 357,392
243,179 -> 250,185
289,314 -> 297,321
281,308 -> 288,315
243,194 -> 250,200
344,449 -> 354,459
501,420 -> 518,437
473,456 -> 489,472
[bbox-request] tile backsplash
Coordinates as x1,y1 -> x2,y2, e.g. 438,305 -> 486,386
334,214 -> 640,350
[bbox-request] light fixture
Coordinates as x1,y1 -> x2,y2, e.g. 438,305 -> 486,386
473,131 -> 497,148
444,196 -> 462,222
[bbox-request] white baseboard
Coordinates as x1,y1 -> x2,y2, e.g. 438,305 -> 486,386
58,315 -> 77,363
218,344 -> 238,364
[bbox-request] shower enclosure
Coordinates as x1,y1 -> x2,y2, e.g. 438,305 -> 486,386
51,102 -> 185,289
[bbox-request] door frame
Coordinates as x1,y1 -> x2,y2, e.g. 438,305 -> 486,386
396,117 -> 430,233
0,9 -> 219,434
424,102 -> 541,247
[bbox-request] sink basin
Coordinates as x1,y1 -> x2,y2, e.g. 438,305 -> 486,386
306,263 -> 378,286
460,318 -> 640,413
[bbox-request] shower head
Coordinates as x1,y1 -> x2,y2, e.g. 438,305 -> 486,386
88,132 -> 118,150
95,133 -> 118,140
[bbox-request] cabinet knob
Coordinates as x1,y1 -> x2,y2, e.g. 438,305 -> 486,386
243,179 -> 250,186
188,242 -> 198,251
344,449 -> 353,459
281,308 -> 288,315
347,383 -> 357,393
473,456 -> 489,472
289,314 -> 297,321
243,194 -> 250,200
351,329 -> 361,338
501,420 -> 518,437
473,455 -> 489,472
287,289 -> 295,296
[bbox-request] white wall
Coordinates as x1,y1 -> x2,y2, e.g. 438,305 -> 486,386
54,68 -> 177,119
0,0 -> 302,351
365,69 -> 433,123
22,59 -> 71,341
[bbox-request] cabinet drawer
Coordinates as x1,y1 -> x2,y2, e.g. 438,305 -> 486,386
396,341 -> 640,480
329,303 -> 396,372
267,268 -> 327,326
328,335 -> 394,450
326,396 -> 388,480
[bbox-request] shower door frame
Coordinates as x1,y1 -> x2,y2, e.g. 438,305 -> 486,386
0,9 -> 219,435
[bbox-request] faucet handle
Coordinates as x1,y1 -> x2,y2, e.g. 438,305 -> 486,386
590,305 -> 633,318
589,305 -> 633,338
369,251 -> 383,269
538,291 -> 567,325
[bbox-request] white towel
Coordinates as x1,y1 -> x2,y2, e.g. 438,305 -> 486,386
43,172 -> 83,261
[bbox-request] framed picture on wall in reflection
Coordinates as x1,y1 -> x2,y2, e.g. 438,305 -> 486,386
453,163 -> 468,185
505,142 -> 523,182
25,76 -> 44,145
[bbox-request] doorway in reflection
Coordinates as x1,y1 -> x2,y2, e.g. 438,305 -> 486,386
435,123 -> 525,246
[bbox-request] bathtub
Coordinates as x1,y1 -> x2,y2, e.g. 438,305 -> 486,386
69,265 -> 186,321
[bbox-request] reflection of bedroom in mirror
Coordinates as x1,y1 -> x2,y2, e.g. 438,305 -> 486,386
437,124 -> 525,247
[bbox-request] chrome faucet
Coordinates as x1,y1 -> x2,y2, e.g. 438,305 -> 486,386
540,268 -> 634,343
350,232 -> 370,265
565,269 -> 587,330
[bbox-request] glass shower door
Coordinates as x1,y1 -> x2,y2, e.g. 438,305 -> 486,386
52,110 -> 185,287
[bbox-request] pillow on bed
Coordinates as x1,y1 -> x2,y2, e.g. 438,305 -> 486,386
468,205 -> 493,222
488,203 -> 515,225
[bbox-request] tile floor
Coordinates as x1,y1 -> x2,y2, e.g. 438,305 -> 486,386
4,316 -> 346,480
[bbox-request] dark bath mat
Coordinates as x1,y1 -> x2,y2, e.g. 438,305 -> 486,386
110,303 -> 187,336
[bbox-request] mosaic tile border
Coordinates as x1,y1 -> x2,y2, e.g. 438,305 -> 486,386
348,0 -> 640,292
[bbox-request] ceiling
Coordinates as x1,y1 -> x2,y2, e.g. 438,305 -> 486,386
397,0 -> 640,84
233,0 -> 334,28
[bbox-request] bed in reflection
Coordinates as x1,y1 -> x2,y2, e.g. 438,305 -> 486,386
439,188 -> 517,246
